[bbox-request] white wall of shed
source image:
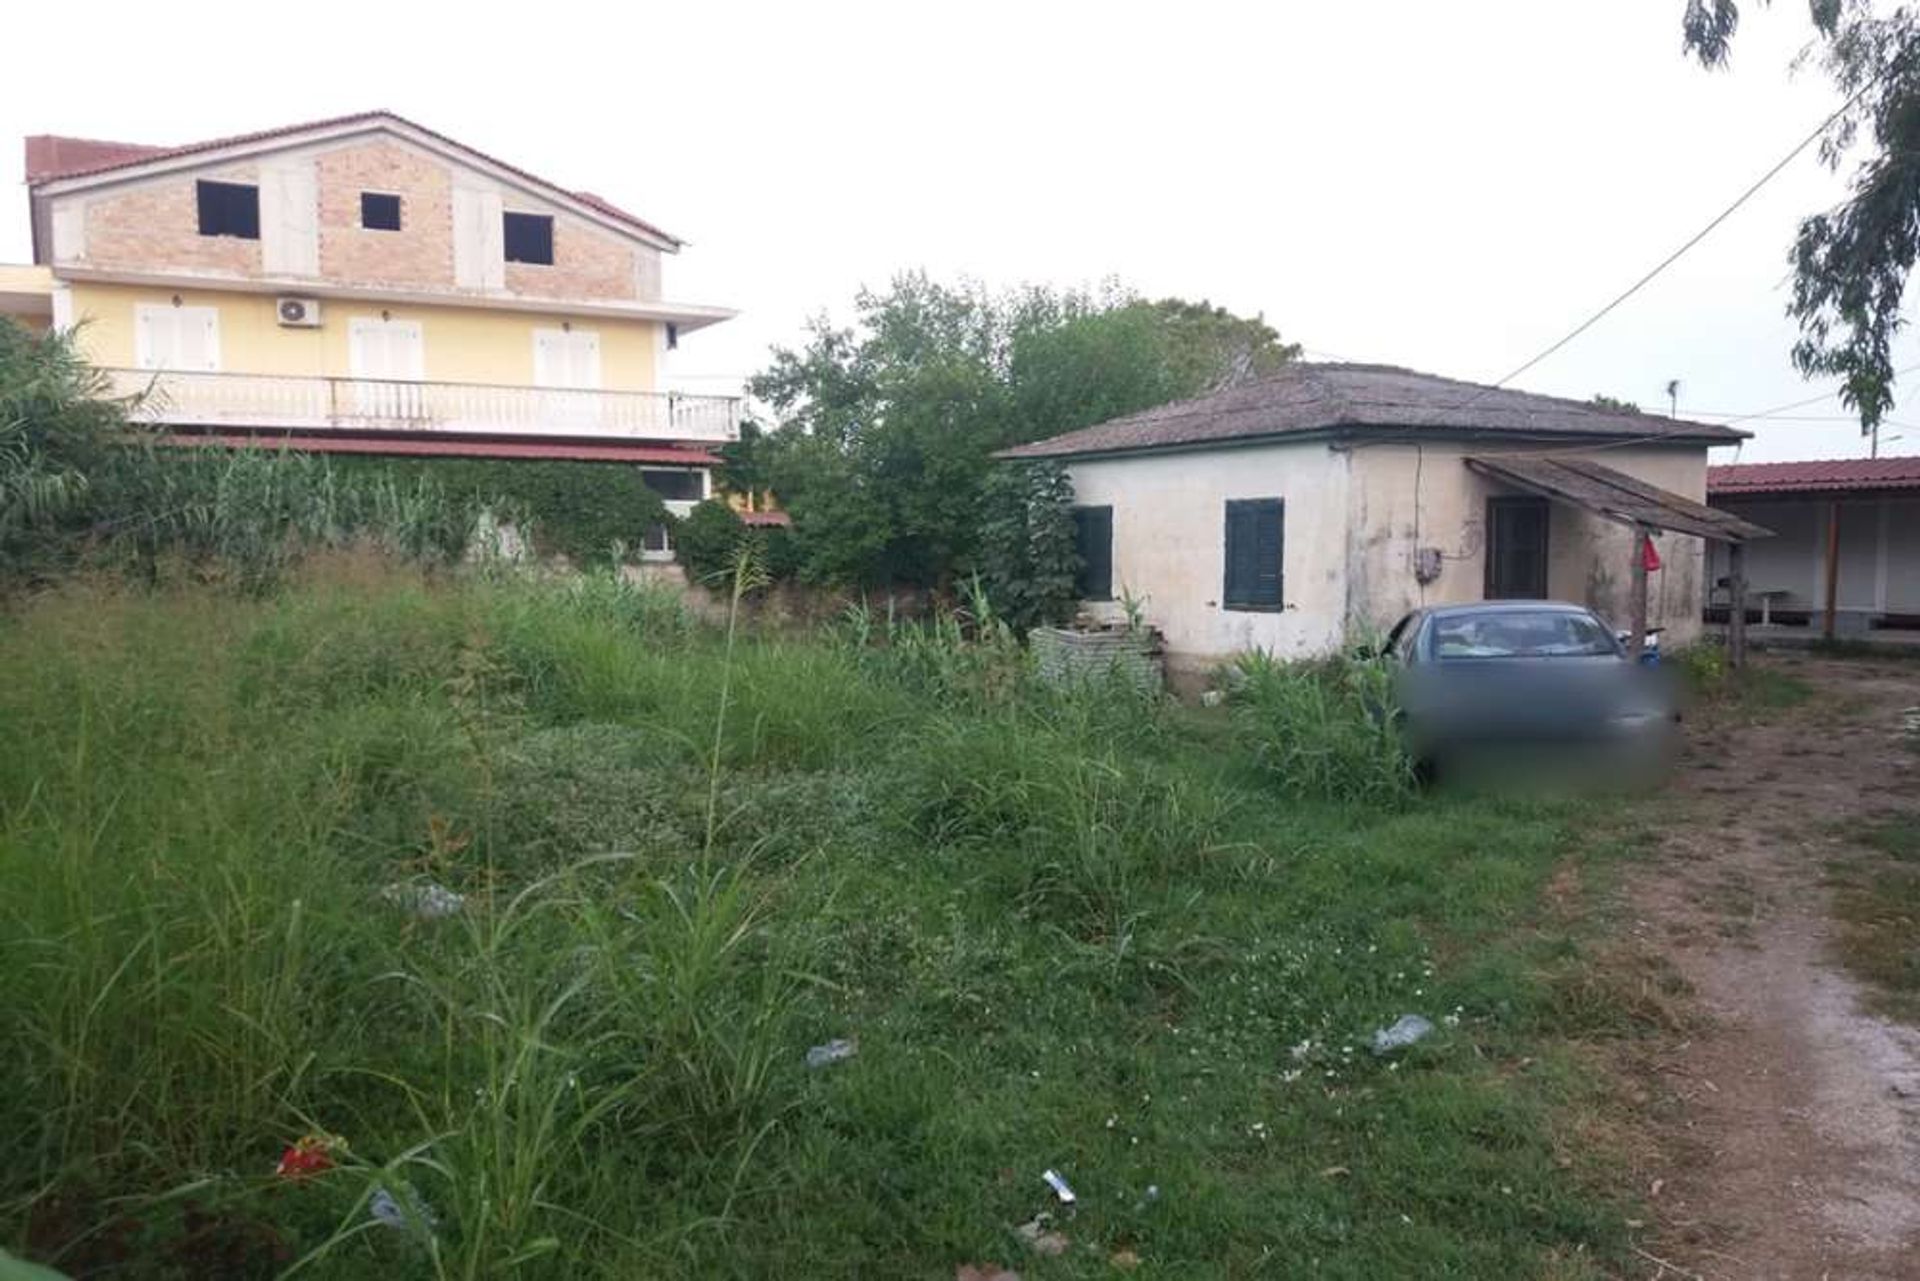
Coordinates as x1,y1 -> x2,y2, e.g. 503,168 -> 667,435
1064,441 -> 1352,668
1708,494 -> 1920,617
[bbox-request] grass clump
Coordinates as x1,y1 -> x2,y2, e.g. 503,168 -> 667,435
1829,816 -> 1920,1021
1226,648 -> 1414,802
0,562 -> 1650,1277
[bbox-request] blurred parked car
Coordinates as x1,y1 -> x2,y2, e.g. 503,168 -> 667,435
1380,601 -> 1679,781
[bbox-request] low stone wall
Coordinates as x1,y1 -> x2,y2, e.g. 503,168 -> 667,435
1030,626 -> 1165,693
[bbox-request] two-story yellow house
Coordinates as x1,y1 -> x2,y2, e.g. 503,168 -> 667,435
11,111 -> 740,554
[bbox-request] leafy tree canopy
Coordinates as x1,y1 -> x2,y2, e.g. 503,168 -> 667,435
1589,393 -> 1644,413
748,274 -> 1299,587
1684,0 -> 1920,429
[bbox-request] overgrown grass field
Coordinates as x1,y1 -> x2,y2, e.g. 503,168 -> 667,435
1,561 -> 1644,1278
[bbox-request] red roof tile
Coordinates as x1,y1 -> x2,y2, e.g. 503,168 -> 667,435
25,134 -> 170,183
24,111 -> 681,246
1707,455 -> 1920,496
163,433 -> 720,467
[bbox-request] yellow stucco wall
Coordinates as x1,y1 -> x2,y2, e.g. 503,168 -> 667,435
65,281 -> 660,391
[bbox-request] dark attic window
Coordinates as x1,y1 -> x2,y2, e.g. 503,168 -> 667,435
503,212 -> 554,265
361,192 -> 402,231
196,180 -> 260,239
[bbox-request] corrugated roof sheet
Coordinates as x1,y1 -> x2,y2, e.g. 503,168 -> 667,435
162,433 -> 720,466
24,111 -> 681,246
1707,455 -> 1920,496
1467,455 -> 1772,543
996,363 -> 1747,460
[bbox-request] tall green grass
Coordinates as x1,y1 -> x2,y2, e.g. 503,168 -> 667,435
1227,648 -> 1414,802
1,562 -> 1643,1277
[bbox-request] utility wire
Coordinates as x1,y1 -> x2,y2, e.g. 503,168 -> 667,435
1709,360 -> 1920,425
1469,73 -> 1883,402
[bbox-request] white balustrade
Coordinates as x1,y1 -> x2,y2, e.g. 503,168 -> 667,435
105,369 -> 740,443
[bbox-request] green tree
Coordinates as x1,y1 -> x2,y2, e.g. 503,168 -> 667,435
1683,1 -> 1920,429
749,274 -> 1297,588
1589,393 -> 1643,413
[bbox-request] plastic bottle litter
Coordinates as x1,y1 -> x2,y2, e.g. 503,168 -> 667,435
370,1185 -> 439,1237
1370,1014 -> 1435,1055
1041,1168 -> 1076,1205
805,1038 -> 858,1069
380,881 -> 465,919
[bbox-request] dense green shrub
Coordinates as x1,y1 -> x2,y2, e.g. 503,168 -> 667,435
976,460 -> 1078,633
673,498 -> 748,584
329,455 -> 670,568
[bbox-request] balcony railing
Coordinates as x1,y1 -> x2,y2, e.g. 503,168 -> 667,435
105,368 -> 740,443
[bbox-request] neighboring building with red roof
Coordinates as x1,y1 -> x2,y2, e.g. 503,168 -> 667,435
8,111 -> 742,558
1706,456 -> 1920,633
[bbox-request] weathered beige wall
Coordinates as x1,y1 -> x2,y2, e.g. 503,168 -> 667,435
1065,441 -> 1353,668
1347,442 -> 1708,645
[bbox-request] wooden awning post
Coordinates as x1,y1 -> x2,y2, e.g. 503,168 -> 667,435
1628,524 -> 1649,663
1823,499 -> 1841,640
1727,540 -> 1749,669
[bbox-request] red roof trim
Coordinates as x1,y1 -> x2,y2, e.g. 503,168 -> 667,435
162,433 -> 720,466
25,111 -> 681,246
1707,455 -> 1920,496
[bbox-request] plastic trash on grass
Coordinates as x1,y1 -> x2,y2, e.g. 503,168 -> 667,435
805,1038 -> 858,1069
1370,1014 -> 1435,1055
379,881 -> 465,919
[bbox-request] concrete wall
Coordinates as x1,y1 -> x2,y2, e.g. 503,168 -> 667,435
1346,442 -> 1707,645
1065,441 -> 1352,665
1067,437 -> 1713,667
66,281 -> 661,391
45,133 -> 662,307
1708,494 -> 1920,618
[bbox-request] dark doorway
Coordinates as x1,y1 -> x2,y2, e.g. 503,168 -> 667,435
1485,496 -> 1550,599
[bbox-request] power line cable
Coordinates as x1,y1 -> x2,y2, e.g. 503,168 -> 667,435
1466,72 -> 1884,404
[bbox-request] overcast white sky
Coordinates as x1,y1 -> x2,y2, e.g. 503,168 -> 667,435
5,0 -> 1907,462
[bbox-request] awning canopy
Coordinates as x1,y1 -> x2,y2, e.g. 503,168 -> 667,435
1465,455 -> 1772,543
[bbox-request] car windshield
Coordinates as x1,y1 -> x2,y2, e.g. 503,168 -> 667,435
1430,611 -> 1618,659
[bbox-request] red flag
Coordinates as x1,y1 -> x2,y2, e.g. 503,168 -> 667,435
1641,533 -> 1662,572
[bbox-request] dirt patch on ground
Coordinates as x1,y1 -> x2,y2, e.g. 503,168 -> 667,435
1623,655 -> 1920,1279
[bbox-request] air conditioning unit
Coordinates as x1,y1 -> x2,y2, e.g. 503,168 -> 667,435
276,297 -> 322,328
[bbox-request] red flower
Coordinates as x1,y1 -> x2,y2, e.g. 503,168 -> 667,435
274,1133 -> 341,1180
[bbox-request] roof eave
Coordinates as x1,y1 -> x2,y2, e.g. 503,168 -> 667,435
997,422 -> 1743,464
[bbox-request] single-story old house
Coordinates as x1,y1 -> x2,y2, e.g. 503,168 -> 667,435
1705,455 -> 1920,637
998,362 -> 1767,672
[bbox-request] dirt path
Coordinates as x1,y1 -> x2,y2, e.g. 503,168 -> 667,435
1629,656 -> 1920,1280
